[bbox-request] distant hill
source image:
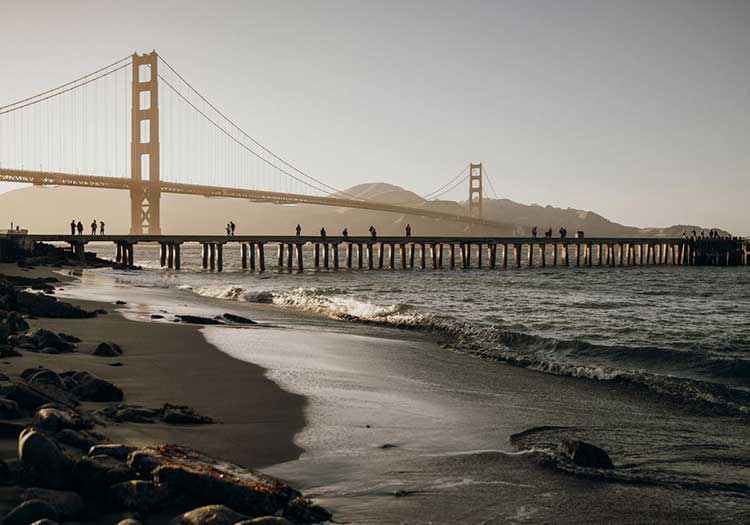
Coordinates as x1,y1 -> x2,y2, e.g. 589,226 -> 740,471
0,183 -> 728,238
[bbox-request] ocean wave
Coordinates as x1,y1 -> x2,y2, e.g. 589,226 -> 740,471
180,284 -> 750,415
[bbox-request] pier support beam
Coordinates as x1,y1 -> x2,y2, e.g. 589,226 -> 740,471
450,244 -> 456,269
390,243 -> 396,269
241,243 -> 248,269
277,243 -> 284,270
324,243 -> 330,269
296,244 -> 304,271
332,243 -> 339,270
249,243 -> 256,271
515,244 -> 522,268
378,243 -> 384,269
258,244 -> 265,272
400,244 -> 407,269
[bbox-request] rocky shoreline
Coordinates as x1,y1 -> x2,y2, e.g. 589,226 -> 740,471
0,247 -> 329,525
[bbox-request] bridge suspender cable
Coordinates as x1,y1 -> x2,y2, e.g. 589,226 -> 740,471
482,166 -> 499,199
156,54 -> 362,200
0,55 -> 131,113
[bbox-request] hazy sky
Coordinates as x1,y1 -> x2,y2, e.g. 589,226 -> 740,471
1,1 -> 748,233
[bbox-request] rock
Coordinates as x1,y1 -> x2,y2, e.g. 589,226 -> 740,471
221,313 -> 257,325
95,404 -> 160,423
33,405 -> 91,431
109,480 -> 173,513
0,383 -> 55,411
160,404 -> 214,425
168,505 -> 248,525
556,439 -> 614,469
25,368 -> 63,388
55,429 -> 103,451
18,428 -> 72,489
18,488 -> 85,520
26,329 -> 76,353
0,397 -> 23,419
237,518 -> 293,525
69,372 -> 123,402
14,291 -> 95,319
109,362 -> 124,367
116,519 -> 144,525
283,498 -> 333,524
71,455 -> 138,496
94,309 -> 108,315
150,314 -> 164,319
6,311 -> 30,332
3,499 -> 58,525
57,333 -> 81,343
89,444 -> 137,461
29,520 -> 59,525
115,300 -> 127,305
0,345 -> 22,357
176,315 -> 223,325
94,341 -> 123,357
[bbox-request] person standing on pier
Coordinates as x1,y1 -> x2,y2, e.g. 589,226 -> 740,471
225,223 -> 231,236
369,226 -> 377,241
76,221 -> 83,235
100,221 -> 105,236
532,226 -> 537,238
70,220 -> 76,236
295,224 -> 302,237
90,220 -> 97,236
320,227 -> 327,241
405,224 -> 412,237
342,228 -> 348,240
230,222 -> 236,236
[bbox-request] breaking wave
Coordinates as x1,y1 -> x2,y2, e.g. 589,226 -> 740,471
181,284 -> 750,415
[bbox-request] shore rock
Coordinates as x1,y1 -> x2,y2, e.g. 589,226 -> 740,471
3,499 -> 58,525
1,383 -> 58,411
169,505 -> 248,525
55,429 -> 104,451
14,292 -> 95,319
109,480 -> 172,513
69,372 -> 123,402
176,315 -> 223,325
237,518 -> 293,525
18,428 -> 72,489
15,329 -> 76,353
24,368 -> 64,388
18,488 -> 85,520
95,404 -> 160,423
71,454 -> 138,495
556,439 -> 614,469
94,341 -> 123,357
3,311 -> 30,332
161,404 -> 214,425
89,444 -> 137,461
116,519 -> 144,525
33,405 -> 91,431
221,313 -> 257,325
0,345 -> 22,357
0,397 -> 23,419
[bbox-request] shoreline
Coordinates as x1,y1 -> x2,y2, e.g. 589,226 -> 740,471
4,262 -> 750,523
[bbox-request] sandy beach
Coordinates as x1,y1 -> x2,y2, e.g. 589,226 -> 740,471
2,262 -> 747,523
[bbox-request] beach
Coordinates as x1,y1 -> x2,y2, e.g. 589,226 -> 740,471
2,260 -> 748,523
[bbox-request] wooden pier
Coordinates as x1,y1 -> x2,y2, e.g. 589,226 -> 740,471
5,234 -> 749,271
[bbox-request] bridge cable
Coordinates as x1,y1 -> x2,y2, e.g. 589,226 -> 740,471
156,54 -> 361,200
421,164 -> 470,200
0,63 -> 130,117
0,55 -> 131,112
157,73 -> 335,196
482,166 -> 499,199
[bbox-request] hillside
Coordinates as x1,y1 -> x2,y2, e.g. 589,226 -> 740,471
0,183 -> 727,238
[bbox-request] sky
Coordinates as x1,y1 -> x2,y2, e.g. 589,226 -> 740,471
1,0 -> 748,234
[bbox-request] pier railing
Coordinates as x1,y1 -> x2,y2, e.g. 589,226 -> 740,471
4,234 -> 748,271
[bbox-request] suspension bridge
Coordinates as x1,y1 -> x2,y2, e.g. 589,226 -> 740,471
0,51 -> 505,234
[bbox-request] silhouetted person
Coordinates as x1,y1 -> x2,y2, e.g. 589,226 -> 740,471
370,227 -> 377,241
90,221 -> 97,236
230,222 -> 236,236
405,224 -> 412,237
547,228 -> 553,238
70,220 -> 76,236
532,226 -> 537,238
342,228 -> 348,240
76,221 -> 83,235
320,227 -> 327,240
692,230 -> 696,238
100,221 -> 105,235
295,224 -> 302,237
225,223 -> 231,236
559,227 -> 565,239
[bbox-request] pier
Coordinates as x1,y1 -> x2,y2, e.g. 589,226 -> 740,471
3,233 -> 748,270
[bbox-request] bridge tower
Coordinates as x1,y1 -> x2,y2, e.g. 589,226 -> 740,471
468,162 -> 483,219
130,51 -> 161,234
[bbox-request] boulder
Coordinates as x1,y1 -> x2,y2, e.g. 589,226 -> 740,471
18,488 -> 85,520
169,505 -> 248,525
115,300 -> 127,305
95,404 -> 160,423
29,520 -> 59,525
221,313 -> 257,325
18,428 -> 72,489
109,480 -> 173,513
33,405 -> 91,431
57,333 -> 81,343
176,315 -> 223,325
26,369 -> 64,388
160,404 -> 214,425
0,397 -> 23,419
116,520 -> 144,525
14,291 -> 95,319
94,341 -> 123,357
26,329 -> 76,353
0,345 -> 22,357
89,444 -> 137,461
3,499 -> 58,525
283,498 -> 333,524
71,455 -> 138,496
69,372 -> 123,402
1,383 -> 55,411
556,439 -> 614,469
55,429 -> 103,451
6,311 -> 30,332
